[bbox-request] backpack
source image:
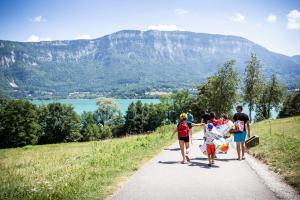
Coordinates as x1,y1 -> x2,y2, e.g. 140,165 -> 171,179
233,120 -> 245,133
177,121 -> 189,137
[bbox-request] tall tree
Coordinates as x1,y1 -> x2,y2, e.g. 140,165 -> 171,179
197,60 -> 239,116
255,74 -> 284,121
243,53 -> 264,121
278,89 -> 300,118
0,100 -> 40,148
38,103 -> 81,144
95,97 -> 122,126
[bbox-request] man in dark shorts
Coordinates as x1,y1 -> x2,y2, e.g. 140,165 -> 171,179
233,105 -> 251,160
202,109 -> 211,124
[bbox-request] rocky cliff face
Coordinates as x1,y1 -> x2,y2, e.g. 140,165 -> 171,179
0,30 -> 299,98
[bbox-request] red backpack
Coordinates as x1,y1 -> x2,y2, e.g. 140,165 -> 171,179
177,121 -> 189,137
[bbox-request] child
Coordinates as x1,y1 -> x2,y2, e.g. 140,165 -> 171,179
173,113 -> 190,164
204,123 -> 221,167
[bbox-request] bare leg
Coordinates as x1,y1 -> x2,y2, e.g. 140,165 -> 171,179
208,155 -> 211,164
185,142 -> 190,162
241,142 -> 245,159
179,140 -> 185,163
236,142 -> 241,160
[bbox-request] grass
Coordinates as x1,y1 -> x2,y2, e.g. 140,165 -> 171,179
249,116 -> 300,192
0,125 -> 177,200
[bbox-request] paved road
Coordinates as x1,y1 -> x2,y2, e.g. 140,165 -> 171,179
110,132 -> 279,200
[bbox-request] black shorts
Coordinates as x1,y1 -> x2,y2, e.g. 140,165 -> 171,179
179,136 -> 189,142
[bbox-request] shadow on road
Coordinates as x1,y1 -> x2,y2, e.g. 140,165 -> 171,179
188,161 -> 219,168
191,157 -> 236,162
158,161 -> 181,164
164,148 -> 181,151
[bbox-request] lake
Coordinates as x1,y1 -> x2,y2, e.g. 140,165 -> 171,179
32,99 -> 279,119
32,99 -> 160,115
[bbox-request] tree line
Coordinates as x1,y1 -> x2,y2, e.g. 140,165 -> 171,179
0,53 -> 299,148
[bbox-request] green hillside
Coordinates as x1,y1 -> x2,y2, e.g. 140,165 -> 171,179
0,125 -> 176,200
249,116 -> 300,192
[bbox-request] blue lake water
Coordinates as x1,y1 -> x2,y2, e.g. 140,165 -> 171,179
32,99 -> 160,115
32,99 -> 279,119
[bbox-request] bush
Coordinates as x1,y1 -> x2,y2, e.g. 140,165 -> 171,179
99,126 -> 112,139
0,100 -> 40,148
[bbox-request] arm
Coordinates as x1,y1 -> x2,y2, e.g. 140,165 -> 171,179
192,123 -> 205,127
246,121 -> 250,138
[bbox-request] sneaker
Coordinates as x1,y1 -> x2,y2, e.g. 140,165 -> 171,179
208,164 -> 212,167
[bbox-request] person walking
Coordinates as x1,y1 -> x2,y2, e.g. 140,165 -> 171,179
173,113 -> 190,164
233,105 -> 251,160
187,110 -> 194,144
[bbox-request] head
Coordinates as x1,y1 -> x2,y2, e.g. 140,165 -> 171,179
236,105 -> 243,113
179,113 -> 187,121
221,113 -> 228,120
208,123 -> 214,131
205,108 -> 210,114
188,109 -> 192,114
210,112 -> 216,119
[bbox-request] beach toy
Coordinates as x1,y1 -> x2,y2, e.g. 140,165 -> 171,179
215,121 -> 234,137
199,144 -> 207,155
214,136 -> 230,153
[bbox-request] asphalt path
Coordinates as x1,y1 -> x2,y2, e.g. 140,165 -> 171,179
110,132 -> 289,200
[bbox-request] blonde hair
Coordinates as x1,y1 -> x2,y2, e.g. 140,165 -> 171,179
179,113 -> 187,120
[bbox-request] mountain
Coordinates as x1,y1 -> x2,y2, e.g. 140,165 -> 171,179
0,30 -> 300,98
291,55 -> 300,64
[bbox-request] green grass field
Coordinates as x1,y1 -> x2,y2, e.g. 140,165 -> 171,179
0,125 -> 178,200
249,116 -> 300,192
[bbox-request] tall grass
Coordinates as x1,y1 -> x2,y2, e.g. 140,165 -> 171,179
249,116 -> 300,192
0,125 -> 176,200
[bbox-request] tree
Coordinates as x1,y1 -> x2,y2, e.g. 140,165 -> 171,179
243,53 -> 264,122
278,89 -> 300,117
125,102 -> 136,134
80,111 -> 99,141
255,74 -> 284,121
196,60 -> 239,116
0,100 -> 40,148
38,103 -> 81,144
95,97 -> 122,126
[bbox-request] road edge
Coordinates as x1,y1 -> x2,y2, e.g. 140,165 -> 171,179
245,153 -> 300,200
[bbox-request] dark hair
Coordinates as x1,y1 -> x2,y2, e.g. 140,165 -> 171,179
221,113 -> 228,120
236,105 -> 243,111
210,112 -> 216,119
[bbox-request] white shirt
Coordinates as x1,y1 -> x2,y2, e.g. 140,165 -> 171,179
204,129 -> 218,144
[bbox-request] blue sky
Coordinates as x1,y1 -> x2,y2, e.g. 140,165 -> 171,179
0,0 -> 300,56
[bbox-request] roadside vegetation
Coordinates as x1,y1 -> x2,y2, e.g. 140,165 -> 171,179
249,116 -> 300,192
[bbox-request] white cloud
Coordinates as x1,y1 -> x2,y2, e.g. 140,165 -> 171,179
75,34 -> 92,40
174,9 -> 189,15
230,13 -> 246,23
287,10 -> 300,30
26,35 -> 51,42
147,24 -> 184,31
32,16 -> 46,22
266,14 -> 277,23
256,23 -> 262,27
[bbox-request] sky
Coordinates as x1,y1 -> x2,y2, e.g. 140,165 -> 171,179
0,0 -> 300,56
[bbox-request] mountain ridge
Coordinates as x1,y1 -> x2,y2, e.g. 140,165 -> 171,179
0,30 -> 299,98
